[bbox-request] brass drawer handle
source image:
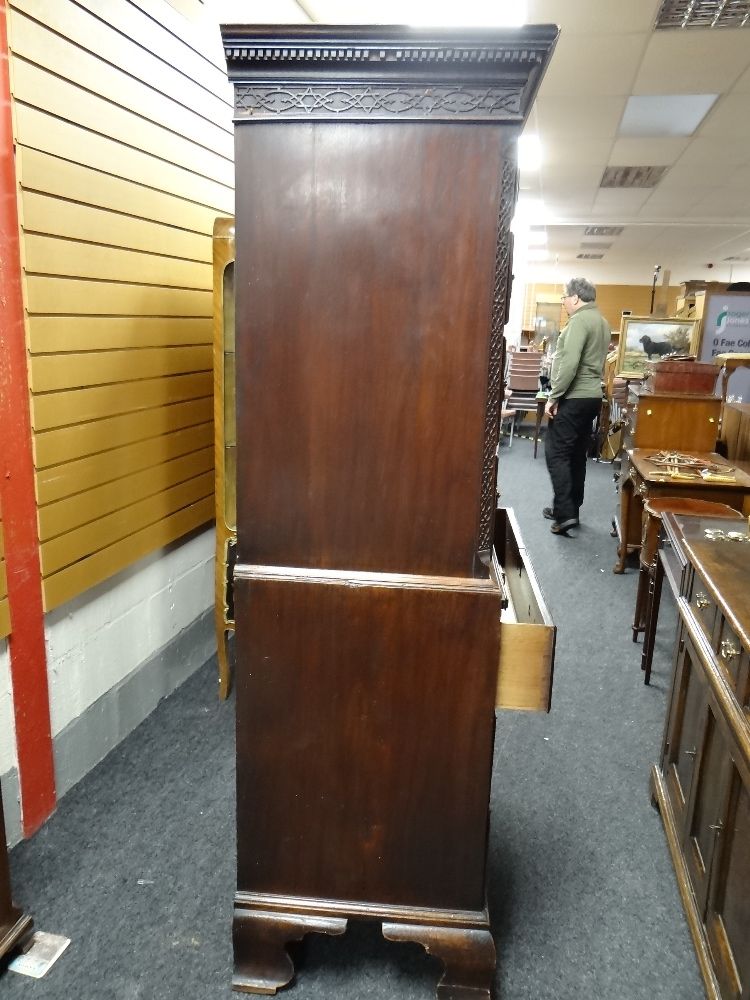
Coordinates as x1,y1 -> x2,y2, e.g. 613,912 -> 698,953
695,593 -> 710,610
683,748 -> 697,757
720,639 -> 739,662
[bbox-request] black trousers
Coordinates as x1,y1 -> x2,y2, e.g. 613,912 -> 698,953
544,396 -> 602,522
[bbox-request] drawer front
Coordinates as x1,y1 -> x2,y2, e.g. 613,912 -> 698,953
493,508 -> 555,712
687,573 -> 717,646
715,616 -> 745,689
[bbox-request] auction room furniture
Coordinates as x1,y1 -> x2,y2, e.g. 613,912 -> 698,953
0,789 -> 32,962
222,23 -> 557,999
630,498 -> 742,685
621,385 -> 721,453
719,400 -> 750,462
212,217 -> 236,699
652,511 -> 750,1000
613,449 -> 750,573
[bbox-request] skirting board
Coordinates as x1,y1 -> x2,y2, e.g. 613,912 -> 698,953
2,608 -> 214,847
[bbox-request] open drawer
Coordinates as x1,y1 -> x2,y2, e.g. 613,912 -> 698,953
492,507 -> 556,712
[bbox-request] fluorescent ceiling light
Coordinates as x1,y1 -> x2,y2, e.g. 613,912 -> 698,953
512,197 -> 546,230
528,228 -> 547,245
518,134 -> 542,172
302,0 -> 526,26
619,94 -> 718,138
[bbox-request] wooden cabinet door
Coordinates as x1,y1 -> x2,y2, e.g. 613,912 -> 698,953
664,631 -> 709,834
704,765 -> 750,999
682,701 -> 731,916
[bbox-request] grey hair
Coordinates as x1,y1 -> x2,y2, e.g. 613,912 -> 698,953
565,277 -> 596,302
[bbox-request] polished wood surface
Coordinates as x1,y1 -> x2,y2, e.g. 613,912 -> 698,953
624,386 -> 721,452
235,122 -> 503,578
653,512 -> 750,1000
613,449 -> 750,573
224,23 -> 558,998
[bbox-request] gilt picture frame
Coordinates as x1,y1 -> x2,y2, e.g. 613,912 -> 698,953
615,316 -> 700,379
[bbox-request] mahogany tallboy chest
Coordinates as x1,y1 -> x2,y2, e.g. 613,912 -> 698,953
221,25 -> 558,998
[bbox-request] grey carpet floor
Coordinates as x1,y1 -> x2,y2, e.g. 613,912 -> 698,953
2,432 -> 702,999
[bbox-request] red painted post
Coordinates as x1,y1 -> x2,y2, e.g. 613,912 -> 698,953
0,0 -> 56,836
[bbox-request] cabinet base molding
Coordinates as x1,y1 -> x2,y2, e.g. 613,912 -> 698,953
232,893 -> 494,998
650,766 -> 721,1000
0,911 -> 33,963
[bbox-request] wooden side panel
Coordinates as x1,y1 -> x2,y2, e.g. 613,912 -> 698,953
6,0 -> 231,607
235,575 -> 500,911
235,122 -> 505,577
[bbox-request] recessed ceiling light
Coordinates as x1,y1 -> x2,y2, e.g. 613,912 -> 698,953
619,94 -> 718,137
655,0 -> 750,29
601,165 -> 669,188
584,226 -> 624,236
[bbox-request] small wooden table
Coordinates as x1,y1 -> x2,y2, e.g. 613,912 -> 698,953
613,448 -> 750,573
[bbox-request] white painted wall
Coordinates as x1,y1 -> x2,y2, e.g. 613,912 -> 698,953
0,638 -> 17,776
45,528 -> 214,738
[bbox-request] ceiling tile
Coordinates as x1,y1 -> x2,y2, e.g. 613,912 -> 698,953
526,0 -> 661,34
534,95 -> 627,139
696,93 -> 750,137
608,136 -> 690,166
541,138 -> 614,169
537,32 -> 648,97
633,29 -> 750,95
591,188 -> 654,214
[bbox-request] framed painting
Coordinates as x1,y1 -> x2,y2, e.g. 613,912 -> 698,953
615,316 -> 700,379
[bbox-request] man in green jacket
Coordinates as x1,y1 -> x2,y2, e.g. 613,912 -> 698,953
543,277 -> 610,535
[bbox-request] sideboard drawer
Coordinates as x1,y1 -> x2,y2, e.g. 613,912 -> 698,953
493,507 -> 556,713
687,574 -> 717,645
716,616 -> 745,689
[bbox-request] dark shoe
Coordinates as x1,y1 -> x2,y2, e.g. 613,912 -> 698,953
551,518 -> 578,535
542,507 -> 555,520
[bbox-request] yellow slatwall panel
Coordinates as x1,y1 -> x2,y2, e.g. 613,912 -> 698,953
0,519 -> 9,638
7,0 -> 230,610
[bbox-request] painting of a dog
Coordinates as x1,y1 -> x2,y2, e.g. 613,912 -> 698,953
616,316 -> 699,378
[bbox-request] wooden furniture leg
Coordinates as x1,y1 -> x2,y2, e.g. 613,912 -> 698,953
232,908 -> 347,995
631,566 -> 650,642
641,553 -> 664,686
383,922 -> 496,1000
613,477 -> 633,574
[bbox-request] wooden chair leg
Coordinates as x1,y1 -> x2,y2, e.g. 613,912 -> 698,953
632,565 -> 649,642
642,556 -> 664,685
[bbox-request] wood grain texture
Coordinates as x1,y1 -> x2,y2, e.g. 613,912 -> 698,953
235,122 -> 504,577
235,575 -> 500,911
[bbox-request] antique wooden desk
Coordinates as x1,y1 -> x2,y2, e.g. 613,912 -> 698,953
613,449 -> 750,573
651,511 -> 750,1000
1,791 -> 32,963
222,23 -> 557,1000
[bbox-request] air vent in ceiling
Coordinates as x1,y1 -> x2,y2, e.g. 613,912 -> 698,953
580,242 -> 613,251
724,255 -> 750,262
584,226 -> 624,237
600,165 -> 668,188
655,0 -> 750,28
577,253 -> 604,260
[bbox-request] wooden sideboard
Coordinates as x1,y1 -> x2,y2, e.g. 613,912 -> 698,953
221,23 -> 558,999
613,449 -> 750,573
623,385 -> 721,453
1,792 -> 32,963
651,512 -> 750,1000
